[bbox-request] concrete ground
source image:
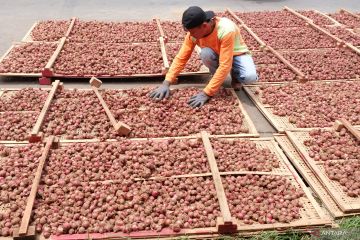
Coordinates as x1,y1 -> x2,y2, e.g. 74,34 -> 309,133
1,0 -> 359,136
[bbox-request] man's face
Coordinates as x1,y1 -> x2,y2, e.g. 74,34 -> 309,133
187,23 -> 207,39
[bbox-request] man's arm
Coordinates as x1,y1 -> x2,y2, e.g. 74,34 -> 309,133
203,32 -> 235,96
165,33 -> 196,83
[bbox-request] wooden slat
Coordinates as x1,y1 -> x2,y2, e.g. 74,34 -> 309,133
344,42 -> 360,55
210,133 -> 259,138
284,6 -> 312,23
313,9 -> 343,26
236,219 -> 331,232
30,80 -> 60,137
308,22 -> 345,45
21,22 -> 38,42
340,8 -> 360,20
44,37 -> 67,70
284,6 -> 345,46
92,86 -> 117,125
91,85 -> 131,135
65,17 -> 77,37
134,173 -> 213,181
201,131 -> 233,224
0,44 -> 16,62
226,8 -> 266,47
52,72 -> 164,78
18,136 -> 54,235
219,171 -> 291,176
0,72 -> 42,77
340,118 -> 360,141
265,46 -> 305,79
160,36 -> 169,70
155,18 -> 165,37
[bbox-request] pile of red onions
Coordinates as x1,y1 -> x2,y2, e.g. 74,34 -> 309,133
53,42 -> 163,76
0,112 -> 38,141
0,144 -> 43,236
33,177 -> 219,237
103,87 -> 249,137
297,10 -> 335,26
42,138 -> 209,183
234,10 -> 305,28
0,42 -> 56,73
166,43 -> 202,73
69,20 -> 159,43
223,175 -> 305,224
41,89 -> 114,140
258,81 -> 360,127
31,20 -> 70,42
305,128 -> 360,161
211,139 -> 280,172
0,88 -> 48,112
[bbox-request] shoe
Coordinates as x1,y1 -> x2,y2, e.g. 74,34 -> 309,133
231,79 -> 242,91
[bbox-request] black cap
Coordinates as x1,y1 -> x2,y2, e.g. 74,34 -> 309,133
182,6 -> 215,29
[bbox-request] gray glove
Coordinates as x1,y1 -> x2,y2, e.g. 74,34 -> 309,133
188,91 -> 210,108
149,80 -> 170,100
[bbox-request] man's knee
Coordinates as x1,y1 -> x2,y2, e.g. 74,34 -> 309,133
200,47 -> 217,62
243,72 -> 258,83
232,70 -> 258,84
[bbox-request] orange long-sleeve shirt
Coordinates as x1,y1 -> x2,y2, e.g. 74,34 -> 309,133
165,17 -> 249,96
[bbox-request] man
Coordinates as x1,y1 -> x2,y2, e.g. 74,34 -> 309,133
149,6 -> 258,107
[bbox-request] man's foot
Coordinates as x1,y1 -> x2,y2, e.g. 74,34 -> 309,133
231,80 -> 242,91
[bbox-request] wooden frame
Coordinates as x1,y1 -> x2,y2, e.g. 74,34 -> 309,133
312,9 -> 343,26
17,136 -> 55,235
155,18 -> 165,38
54,134 -> 331,236
51,41 -> 166,78
225,8 -> 266,48
42,37 -> 67,77
21,22 -> 38,42
339,8 -> 360,20
226,8 -> 306,83
243,85 -> 297,133
286,131 -> 360,213
265,46 -> 305,81
65,17 -> 77,37
2,84 -> 256,143
159,36 -> 169,72
201,131 -> 237,233
0,42 -> 59,77
243,82 -> 360,133
284,6 -> 345,46
285,6 -> 360,56
333,119 -> 360,141
91,84 -> 131,135
29,80 -> 61,142
22,18 -> 76,42
274,134 -> 359,218
3,133 -> 332,240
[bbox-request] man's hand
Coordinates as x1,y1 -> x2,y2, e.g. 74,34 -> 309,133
149,80 -> 170,100
188,91 -> 210,108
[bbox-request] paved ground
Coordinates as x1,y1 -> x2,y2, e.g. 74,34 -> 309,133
0,0 -> 359,136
